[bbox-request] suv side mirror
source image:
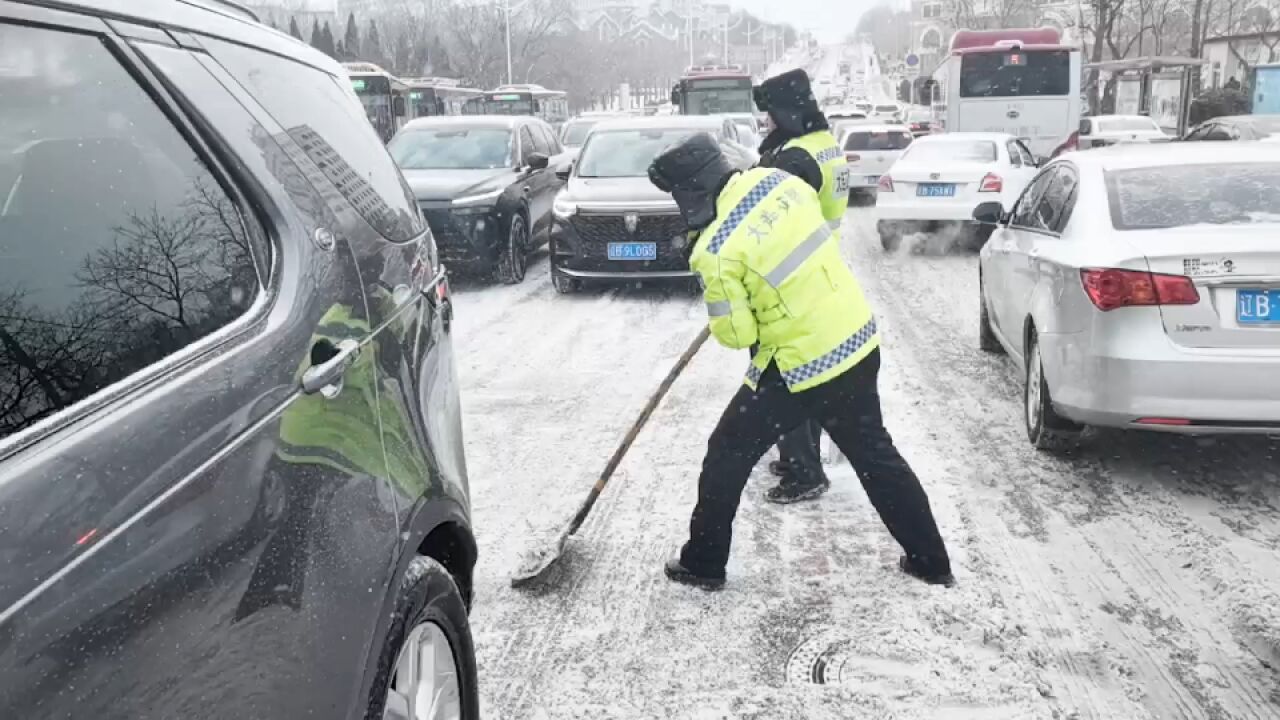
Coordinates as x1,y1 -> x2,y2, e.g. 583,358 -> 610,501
526,152 -> 550,170
1078,119 -> 1091,136
555,161 -> 573,180
393,95 -> 407,118
973,201 -> 1005,225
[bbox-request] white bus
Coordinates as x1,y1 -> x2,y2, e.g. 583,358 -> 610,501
343,61 -> 410,143
928,27 -> 1081,159
462,84 -> 570,127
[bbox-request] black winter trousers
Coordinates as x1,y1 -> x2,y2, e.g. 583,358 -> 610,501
680,349 -> 951,577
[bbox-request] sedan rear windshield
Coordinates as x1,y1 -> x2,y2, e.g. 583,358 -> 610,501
389,128 -> 511,169
1106,163 -> 1280,229
843,131 -> 912,151
577,128 -> 702,177
874,105 -> 899,113
902,140 -> 997,163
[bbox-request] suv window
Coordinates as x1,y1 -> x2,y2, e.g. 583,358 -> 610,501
1,22 -> 259,439
205,38 -> 425,243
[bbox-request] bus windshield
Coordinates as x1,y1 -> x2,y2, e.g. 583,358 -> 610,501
959,50 -> 1070,98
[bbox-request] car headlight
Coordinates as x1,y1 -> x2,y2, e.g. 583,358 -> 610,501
452,187 -> 504,207
553,194 -> 577,219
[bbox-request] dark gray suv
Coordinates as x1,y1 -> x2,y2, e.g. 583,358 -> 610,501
0,1 -> 478,717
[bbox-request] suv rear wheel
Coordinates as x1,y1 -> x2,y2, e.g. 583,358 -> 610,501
365,556 -> 479,720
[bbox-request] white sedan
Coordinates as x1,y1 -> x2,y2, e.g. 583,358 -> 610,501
975,142 -> 1280,451
874,132 -> 1040,251
837,123 -> 913,197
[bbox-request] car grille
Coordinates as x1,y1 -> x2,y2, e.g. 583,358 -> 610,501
565,212 -> 690,272
572,213 -> 685,245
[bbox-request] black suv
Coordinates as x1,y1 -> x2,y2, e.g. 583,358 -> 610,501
0,2 -> 478,718
390,115 -> 565,284
549,116 -> 756,293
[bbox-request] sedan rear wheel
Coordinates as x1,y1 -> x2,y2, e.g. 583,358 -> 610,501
1024,329 -> 1082,452
877,221 -> 901,252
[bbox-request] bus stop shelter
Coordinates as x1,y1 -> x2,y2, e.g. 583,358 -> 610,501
1084,56 -> 1209,135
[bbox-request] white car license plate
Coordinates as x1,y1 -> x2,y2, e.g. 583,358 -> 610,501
916,183 -> 956,197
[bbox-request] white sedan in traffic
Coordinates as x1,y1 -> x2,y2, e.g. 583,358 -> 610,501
838,123 -> 913,198
975,142 -> 1280,451
875,133 -> 1040,251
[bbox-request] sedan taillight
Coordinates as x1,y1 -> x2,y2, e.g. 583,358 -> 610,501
877,175 -> 894,192
1080,268 -> 1200,311
845,152 -> 861,162
978,173 -> 1003,192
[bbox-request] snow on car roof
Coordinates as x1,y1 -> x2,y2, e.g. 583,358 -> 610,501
910,131 -> 1018,143
1062,141 -> 1280,170
590,116 -> 729,132
840,124 -> 911,135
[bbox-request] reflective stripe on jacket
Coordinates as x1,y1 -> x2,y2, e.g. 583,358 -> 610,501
690,167 -> 879,392
783,131 -> 848,229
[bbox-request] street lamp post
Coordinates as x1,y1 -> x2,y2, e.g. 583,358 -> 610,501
504,0 -> 513,85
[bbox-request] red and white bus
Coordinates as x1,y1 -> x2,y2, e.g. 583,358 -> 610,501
928,27 -> 1082,159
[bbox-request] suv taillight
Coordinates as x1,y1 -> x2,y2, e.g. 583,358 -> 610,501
1080,268 -> 1200,311
978,173 -> 1003,192
877,175 -> 894,192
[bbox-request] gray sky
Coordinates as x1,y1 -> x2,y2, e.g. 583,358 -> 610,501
730,0 -> 876,44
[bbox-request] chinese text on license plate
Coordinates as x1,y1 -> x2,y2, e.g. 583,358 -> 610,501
1237,289 -> 1280,324
608,242 -> 657,261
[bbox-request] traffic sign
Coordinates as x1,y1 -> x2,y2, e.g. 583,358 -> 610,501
906,53 -> 919,67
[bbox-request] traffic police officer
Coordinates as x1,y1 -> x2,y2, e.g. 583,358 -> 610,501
648,133 -> 952,590
751,68 -> 850,505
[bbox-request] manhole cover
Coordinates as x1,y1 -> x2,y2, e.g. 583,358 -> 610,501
784,634 -> 847,685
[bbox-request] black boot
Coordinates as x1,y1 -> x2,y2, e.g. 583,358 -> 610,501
764,477 -> 830,504
664,552 -> 725,590
899,554 -> 955,587
768,460 -> 790,477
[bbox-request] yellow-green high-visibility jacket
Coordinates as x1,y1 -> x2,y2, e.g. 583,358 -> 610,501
783,130 -> 848,229
690,168 -> 879,392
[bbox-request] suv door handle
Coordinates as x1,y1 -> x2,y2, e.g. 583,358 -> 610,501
301,339 -> 360,396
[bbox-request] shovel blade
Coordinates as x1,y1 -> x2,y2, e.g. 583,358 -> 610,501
509,523 -> 573,588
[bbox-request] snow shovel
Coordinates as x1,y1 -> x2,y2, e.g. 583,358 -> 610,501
511,326 -> 711,588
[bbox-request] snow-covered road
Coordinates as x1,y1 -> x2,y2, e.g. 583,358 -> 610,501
451,207 -> 1280,719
